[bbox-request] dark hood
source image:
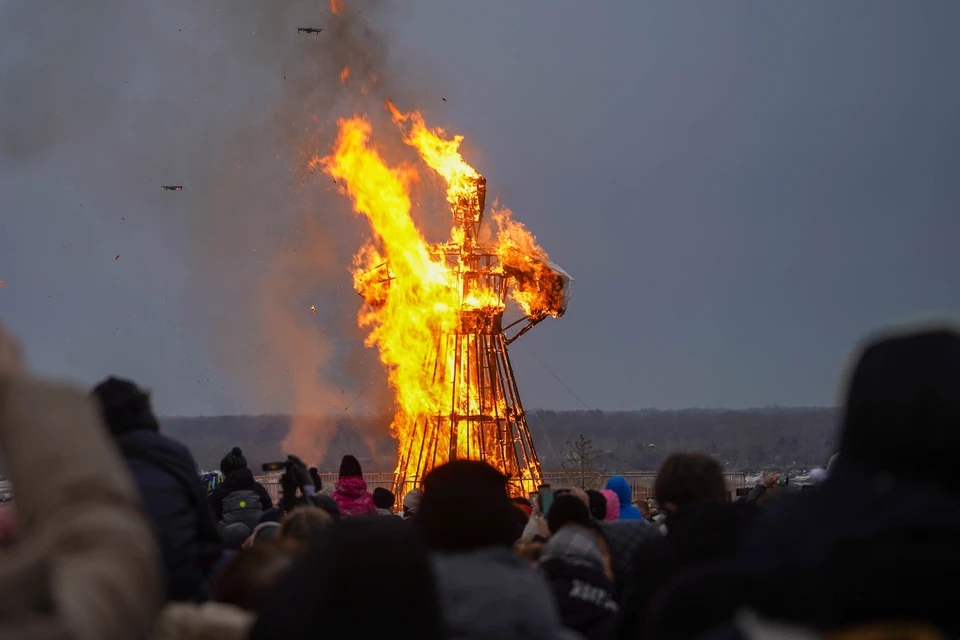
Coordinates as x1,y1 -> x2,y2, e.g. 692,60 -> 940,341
91,376 -> 159,435
840,327 -> 960,494
738,461 -> 960,632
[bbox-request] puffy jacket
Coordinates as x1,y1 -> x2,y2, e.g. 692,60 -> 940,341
605,477 -> 644,521
210,469 -> 272,546
116,428 -> 223,601
332,476 -> 377,517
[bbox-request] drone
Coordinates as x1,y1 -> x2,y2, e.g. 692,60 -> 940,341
161,186 -> 183,191
297,27 -> 323,34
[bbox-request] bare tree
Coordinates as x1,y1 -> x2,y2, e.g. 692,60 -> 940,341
561,434 -> 606,489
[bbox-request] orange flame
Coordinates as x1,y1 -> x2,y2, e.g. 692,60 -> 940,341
322,107 -> 565,495
330,0 -> 343,15
339,67 -> 351,83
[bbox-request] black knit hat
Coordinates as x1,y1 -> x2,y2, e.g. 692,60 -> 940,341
91,376 -> 158,435
221,447 -> 247,475
840,326 -> 960,494
339,454 -> 363,479
373,487 -> 395,510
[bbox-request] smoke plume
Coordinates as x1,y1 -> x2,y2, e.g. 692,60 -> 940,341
1,0 -> 419,464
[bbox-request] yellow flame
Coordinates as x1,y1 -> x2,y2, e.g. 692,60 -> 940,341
323,108 -> 558,493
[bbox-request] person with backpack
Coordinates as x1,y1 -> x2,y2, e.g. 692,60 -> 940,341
210,447 -> 272,548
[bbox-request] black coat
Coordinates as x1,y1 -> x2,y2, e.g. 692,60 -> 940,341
736,462 -> 960,635
541,558 -> 618,640
210,468 -> 272,520
115,429 -> 222,602
617,502 -> 757,640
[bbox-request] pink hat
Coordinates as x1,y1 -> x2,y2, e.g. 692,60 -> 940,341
600,489 -> 620,521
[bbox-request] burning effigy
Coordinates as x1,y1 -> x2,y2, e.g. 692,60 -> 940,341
320,103 -> 572,497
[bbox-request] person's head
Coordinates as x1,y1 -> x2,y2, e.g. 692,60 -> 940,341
546,494 -> 592,534
280,506 -> 333,545
654,452 -> 726,512
244,521 -> 282,547
220,447 -> 247,476
839,325 -> 960,494
308,494 -> 341,521
540,524 -> 608,575
250,517 -> 441,639
373,487 -> 395,511
416,460 -> 518,552
213,539 -> 299,611
258,507 -> 282,525
309,467 -> 323,491
599,489 -> 620,521
338,454 -> 363,479
90,376 -> 158,435
635,499 -> 651,520
403,487 -> 423,519
586,490 -> 607,521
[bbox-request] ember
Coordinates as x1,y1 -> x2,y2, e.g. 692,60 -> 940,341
322,105 -> 571,498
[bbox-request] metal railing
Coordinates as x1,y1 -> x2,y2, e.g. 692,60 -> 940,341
255,471 -> 747,504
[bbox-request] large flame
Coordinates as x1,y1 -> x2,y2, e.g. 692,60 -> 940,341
321,107 -> 565,493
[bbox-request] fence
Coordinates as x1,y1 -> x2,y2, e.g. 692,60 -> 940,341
255,470 -> 747,504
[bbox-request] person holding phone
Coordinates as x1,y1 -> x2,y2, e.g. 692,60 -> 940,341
737,472 -> 782,505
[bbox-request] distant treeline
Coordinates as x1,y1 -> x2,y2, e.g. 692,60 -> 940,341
161,407 -> 838,475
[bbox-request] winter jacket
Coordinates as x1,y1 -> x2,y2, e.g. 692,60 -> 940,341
730,462 -> 960,636
210,469 -> 271,546
210,469 -> 272,520
432,547 -> 582,640
0,376 -> 162,640
595,519 -> 661,599
605,477 -> 644,521
115,427 -> 223,601
332,476 -> 377,517
617,502 -> 757,640
540,527 -> 618,640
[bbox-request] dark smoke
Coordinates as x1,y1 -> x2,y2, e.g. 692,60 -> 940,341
0,0 -> 423,463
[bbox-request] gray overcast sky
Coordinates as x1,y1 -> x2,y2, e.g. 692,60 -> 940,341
1,0 -> 958,417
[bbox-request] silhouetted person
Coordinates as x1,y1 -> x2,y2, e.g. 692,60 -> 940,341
719,326 -> 960,637
331,455 -> 377,517
210,447 -> 272,548
250,517 -> 442,640
417,460 -> 577,639
92,376 -> 221,602
618,452 -> 756,640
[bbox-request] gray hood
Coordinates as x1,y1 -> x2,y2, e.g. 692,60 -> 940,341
432,548 -> 582,640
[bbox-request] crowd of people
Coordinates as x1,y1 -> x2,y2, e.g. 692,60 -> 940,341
0,321 -> 959,639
